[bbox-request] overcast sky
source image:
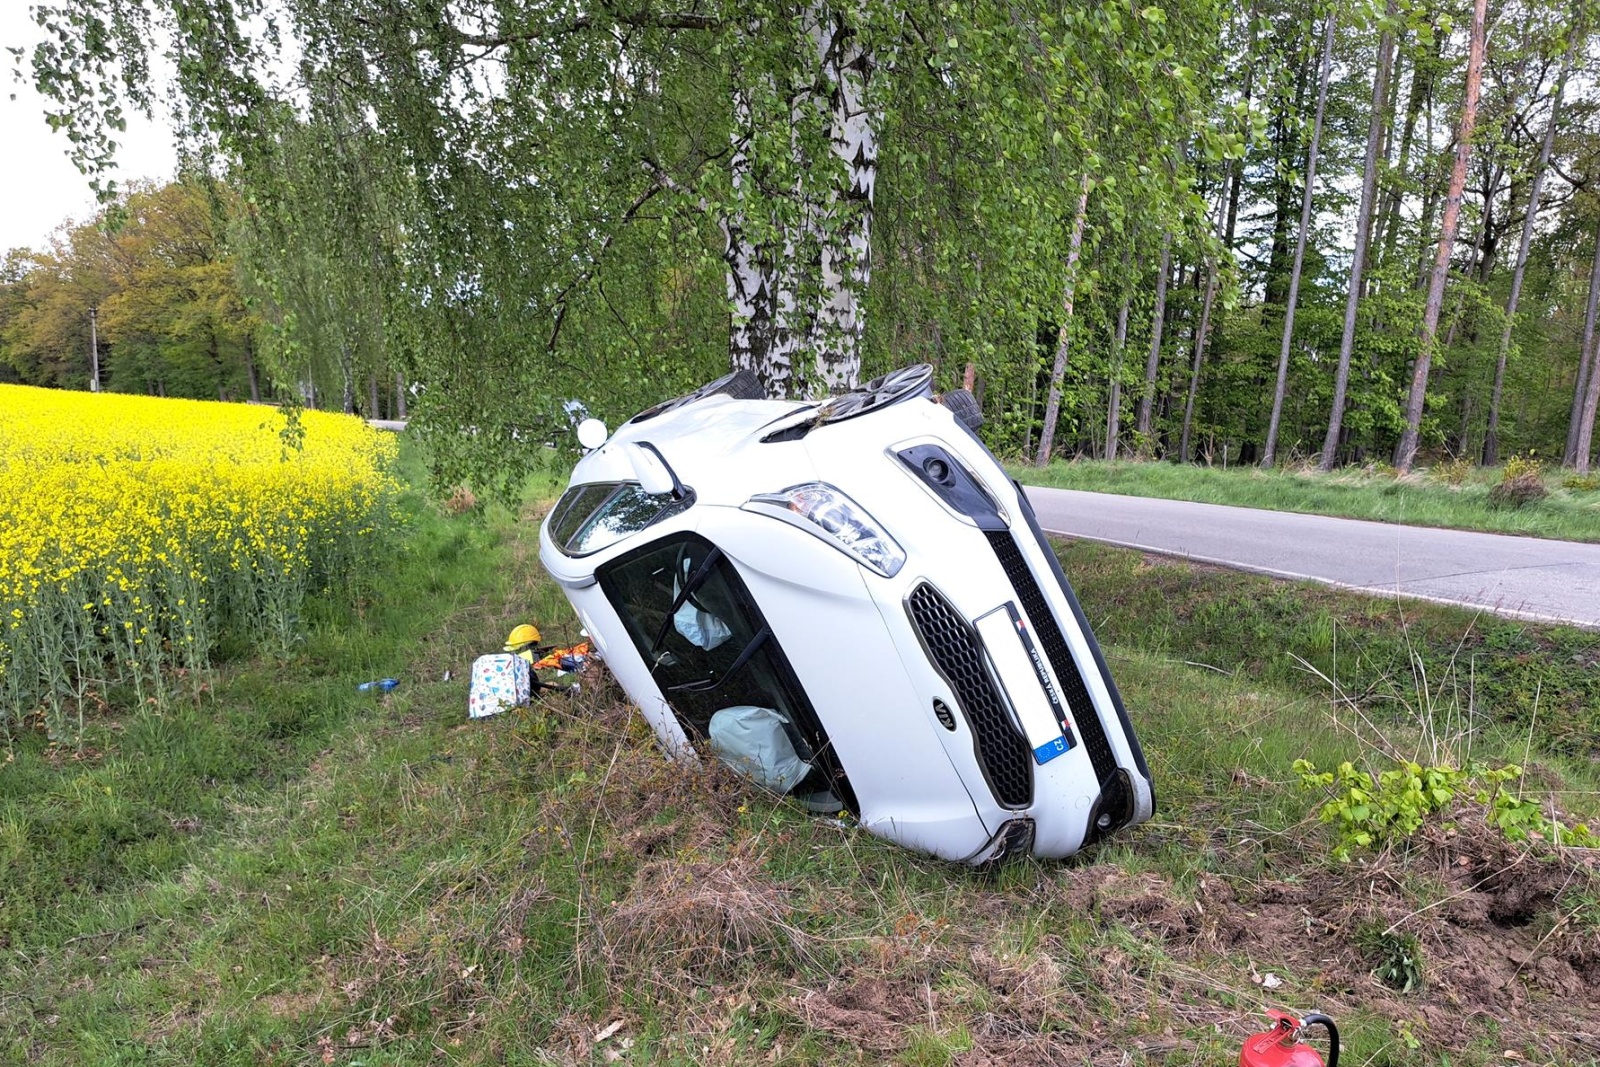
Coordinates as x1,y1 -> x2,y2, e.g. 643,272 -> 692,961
1,5 -> 177,256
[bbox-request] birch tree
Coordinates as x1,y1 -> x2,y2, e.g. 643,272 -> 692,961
1483,38 -> 1573,465
1567,221 -> 1600,466
1320,6 -> 1397,472
1263,8 -> 1335,469
1396,0 -> 1490,473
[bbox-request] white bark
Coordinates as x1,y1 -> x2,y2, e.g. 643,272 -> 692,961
1566,223 -> 1600,465
1104,292 -> 1131,460
725,4 -> 877,398
1034,173 -> 1093,467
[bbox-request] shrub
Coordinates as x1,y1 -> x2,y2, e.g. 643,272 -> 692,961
1487,455 -> 1548,509
1562,473 -> 1600,492
1429,456 -> 1474,487
1294,758 -> 1599,860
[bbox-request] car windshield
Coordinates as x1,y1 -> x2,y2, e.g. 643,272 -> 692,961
548,481 -> 689,556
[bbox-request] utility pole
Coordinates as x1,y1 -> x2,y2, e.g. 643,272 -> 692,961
88,306 -> 101,392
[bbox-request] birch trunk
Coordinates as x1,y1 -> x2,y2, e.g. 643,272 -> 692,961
1379,30 -> 1441,270
395,372 -> 408,419
244,334 -> 260,404
1396,0 -> 1487,473
1320,8 -> 1396,471
1578,304 -> 1600,473
1568,221 -> 1600,467
1264,9 -> 1334,469
725,5 -> 876,398
1179,263 -> 1218,464
1135,234 -> 1173,441
1105,292 -> 1132,461
1034,174 -> 1093,466
1483,47 -> 1572,466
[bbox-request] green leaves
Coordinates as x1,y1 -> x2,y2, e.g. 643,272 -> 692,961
1295,757 -> 1600,861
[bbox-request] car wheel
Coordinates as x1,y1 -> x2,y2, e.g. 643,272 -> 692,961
938,388 -> 984,430
629,368 -> 767,424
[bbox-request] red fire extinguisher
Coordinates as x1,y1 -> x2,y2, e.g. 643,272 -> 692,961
1239,1010 -> 1339,1067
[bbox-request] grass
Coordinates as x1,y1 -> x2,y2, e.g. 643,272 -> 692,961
7,449 -> 1600,1066
1013,458 -> 1600,542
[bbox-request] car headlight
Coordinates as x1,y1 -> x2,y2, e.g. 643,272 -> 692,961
744,482 -> 906,577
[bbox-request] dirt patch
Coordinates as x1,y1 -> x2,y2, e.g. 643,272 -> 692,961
799,977 -> 926,1051
1063,817 -> 1600,1058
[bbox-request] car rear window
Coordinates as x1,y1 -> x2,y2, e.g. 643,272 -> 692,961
548,481 -> 689,556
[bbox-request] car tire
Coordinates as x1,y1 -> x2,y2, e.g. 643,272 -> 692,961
630,368 -> 767,423
715,368 -> 766,401
939,388 -> 984,430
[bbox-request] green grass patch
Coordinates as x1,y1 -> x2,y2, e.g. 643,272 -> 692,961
7,455 -> 1600,1066
1056,538 -> 1600,759
1014,458 -> 1600,542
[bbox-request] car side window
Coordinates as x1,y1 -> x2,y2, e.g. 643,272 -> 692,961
548,481 -> 691,556
597,537 -> 855,811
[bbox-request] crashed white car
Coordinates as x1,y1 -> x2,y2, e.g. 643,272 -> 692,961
538,365 -> 1152,863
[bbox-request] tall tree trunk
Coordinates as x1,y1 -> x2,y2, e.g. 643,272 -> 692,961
395,372 -> 408,419
339,339 -> 355,415
1396,0 -> 1487,473
1362,30 -> 1406,296
1414,92 -> 1443,289
367,375 -> 380,419
1320,9 -> 1397,471
244,334 -> 260,404
726,5 -> 876,397
1578,294 -> 1600,474
1264,10 -> 1334,469
1263,50 -> 1312,309
1223,7 -> 1260,254
1035,173 -> 1093,466
1105,290 -> 1133,461
1379,30 -> 1442,271
1568,220 -> 1600,467
1136,234 -> 1173,441
1179,262 -> 1219,464
1483,47 -> 1572,465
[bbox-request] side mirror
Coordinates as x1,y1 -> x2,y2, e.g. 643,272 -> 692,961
626,443 -> 678,497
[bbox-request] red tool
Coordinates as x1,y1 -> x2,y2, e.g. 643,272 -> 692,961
1240,1010 -> 1339,1067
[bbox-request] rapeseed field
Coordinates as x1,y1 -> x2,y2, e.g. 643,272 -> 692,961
0,385 -> 400,739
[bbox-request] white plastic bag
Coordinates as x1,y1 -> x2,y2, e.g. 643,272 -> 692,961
468,653 -> 530,719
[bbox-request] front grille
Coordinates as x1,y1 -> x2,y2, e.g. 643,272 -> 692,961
985,530 -> 1116,786
907,583 -> 1033,808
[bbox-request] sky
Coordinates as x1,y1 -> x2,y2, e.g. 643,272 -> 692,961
1,5 -> 177,256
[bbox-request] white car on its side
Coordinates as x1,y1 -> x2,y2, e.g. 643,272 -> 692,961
538,364 -> 1152,863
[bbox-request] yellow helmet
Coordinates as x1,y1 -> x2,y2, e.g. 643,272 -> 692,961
504,623 -> 542,652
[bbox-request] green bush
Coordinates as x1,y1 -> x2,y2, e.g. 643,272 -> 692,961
1488,456 -> 1548,510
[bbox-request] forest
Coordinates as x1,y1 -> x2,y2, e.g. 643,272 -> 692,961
11,0 -> 1600,486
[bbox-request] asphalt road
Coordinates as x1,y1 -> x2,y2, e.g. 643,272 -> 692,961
1024,486 -> 1600,630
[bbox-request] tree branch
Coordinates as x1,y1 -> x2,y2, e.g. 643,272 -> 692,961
546,180 -> 665,352
453,11 -> 721,50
